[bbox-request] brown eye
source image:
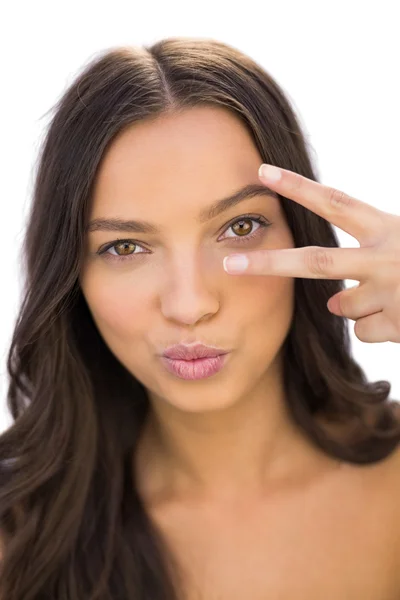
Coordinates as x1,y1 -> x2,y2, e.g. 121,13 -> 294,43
97,214 -> 272,264
113,241 -> 136,256
220,215 -> 270,243
231,219 -> 252,236
99,239 -> 148,261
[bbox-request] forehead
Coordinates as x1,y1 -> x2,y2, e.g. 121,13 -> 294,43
89,106 -> 275,232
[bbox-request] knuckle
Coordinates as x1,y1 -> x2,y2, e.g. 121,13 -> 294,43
290,172 -> 303,193
376,247 -> 400,271
305,247 -> 334,276
328,187 -> 353,211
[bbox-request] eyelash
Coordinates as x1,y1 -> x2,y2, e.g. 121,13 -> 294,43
97,214 -> 272,263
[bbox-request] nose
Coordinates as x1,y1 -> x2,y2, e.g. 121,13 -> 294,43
160,253 -> 220,326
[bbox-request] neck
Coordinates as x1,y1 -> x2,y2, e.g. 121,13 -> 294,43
134,376 -> 332,505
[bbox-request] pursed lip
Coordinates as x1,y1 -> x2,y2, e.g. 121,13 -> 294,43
162,342 -> 230,361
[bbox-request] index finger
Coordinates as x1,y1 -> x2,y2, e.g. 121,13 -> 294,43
258,164 -> 386,245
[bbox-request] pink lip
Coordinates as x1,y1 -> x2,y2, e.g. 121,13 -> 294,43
160,353 -> 229,380
162,342 -> 229,361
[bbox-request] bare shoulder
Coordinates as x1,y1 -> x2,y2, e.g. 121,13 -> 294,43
380,440 -> 400,509
329,439 -> 400,597
381,442 -> 400,569
360,438 -> 400,515
364,440 -> 400,592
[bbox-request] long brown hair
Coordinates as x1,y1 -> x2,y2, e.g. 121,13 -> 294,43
1,37 -> 399,600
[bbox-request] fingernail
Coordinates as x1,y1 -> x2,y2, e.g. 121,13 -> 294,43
258,164 -> 282,182
223,254 -> 249,273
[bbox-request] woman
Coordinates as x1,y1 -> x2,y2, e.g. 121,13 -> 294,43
0,37 -> 399,599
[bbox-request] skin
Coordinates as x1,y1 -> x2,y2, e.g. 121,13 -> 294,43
1,105 -> 398,597
80,105 -> 340,508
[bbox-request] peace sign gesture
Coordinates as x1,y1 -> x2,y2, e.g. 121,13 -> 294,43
223,164 -> 400,343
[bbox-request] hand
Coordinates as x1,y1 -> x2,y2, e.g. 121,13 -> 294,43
223,164 -> 400,343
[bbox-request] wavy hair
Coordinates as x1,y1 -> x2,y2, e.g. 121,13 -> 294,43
0,37 -> 399,599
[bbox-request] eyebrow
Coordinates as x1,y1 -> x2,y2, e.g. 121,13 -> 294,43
86,183 -> 278,234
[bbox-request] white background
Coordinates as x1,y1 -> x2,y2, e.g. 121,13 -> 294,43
1,0 -> 399,432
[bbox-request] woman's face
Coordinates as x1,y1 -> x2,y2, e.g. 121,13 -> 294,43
80,106 -> 296,413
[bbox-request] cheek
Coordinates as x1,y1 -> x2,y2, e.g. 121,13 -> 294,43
232,274 -> 294,318
81,272 -> 153,336
235,275 -> 295,355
